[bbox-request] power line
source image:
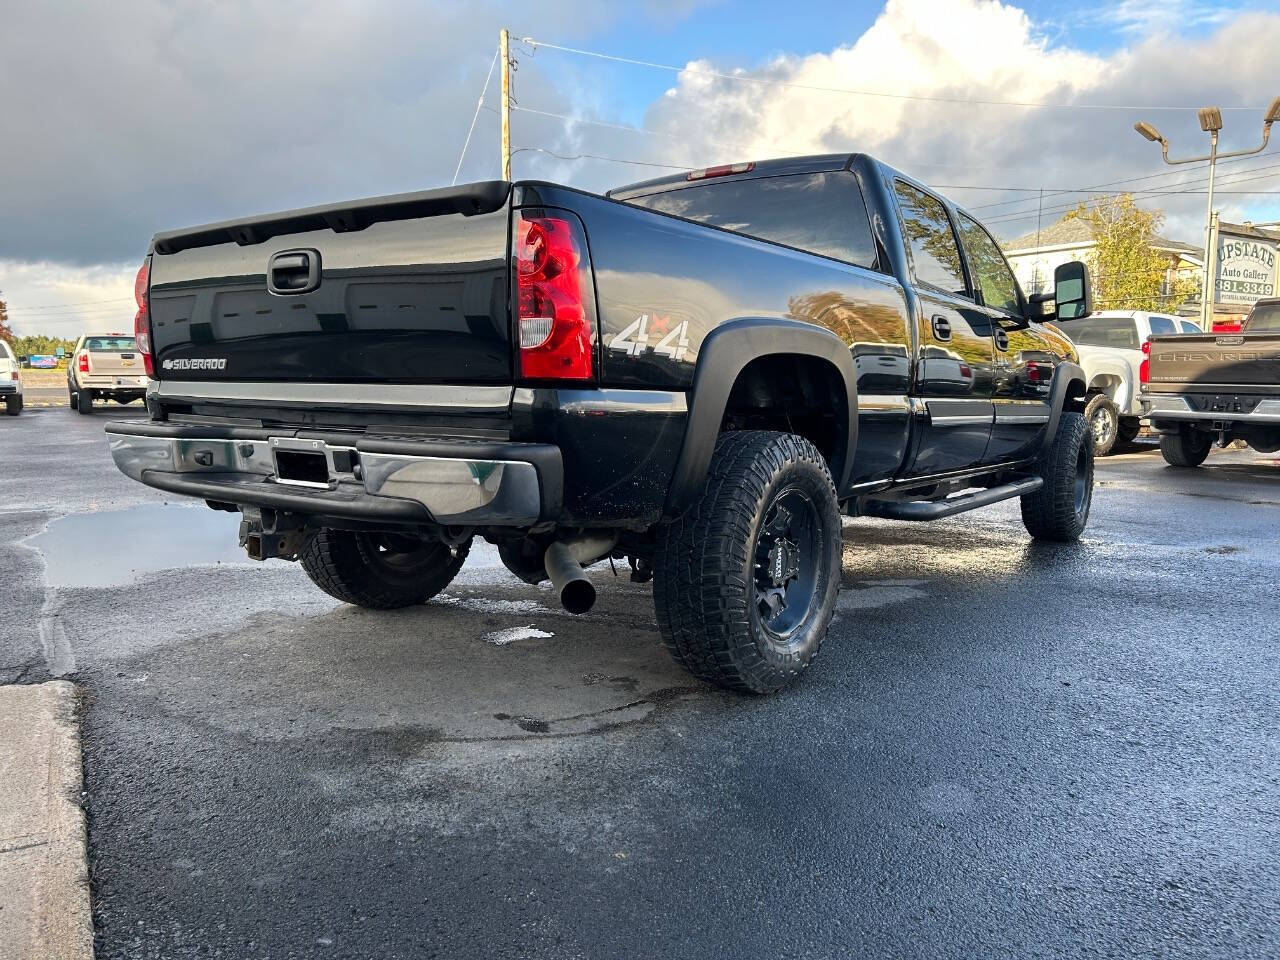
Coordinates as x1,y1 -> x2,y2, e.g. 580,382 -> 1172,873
452,44 -> 501,186
510,146 -> 694,171
516,35 -> 1271,112
7,296 -> 132,312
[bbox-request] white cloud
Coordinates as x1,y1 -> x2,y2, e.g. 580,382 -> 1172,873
1,261 -> 137,338
529,0 -> 1280,245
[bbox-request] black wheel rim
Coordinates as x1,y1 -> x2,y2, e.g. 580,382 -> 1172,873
752,487 -> 822,638
1073,443 -> 1091,515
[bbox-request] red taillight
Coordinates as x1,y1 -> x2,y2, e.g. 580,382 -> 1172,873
1139,340 -> 1150,385
78,353 -> 89,373
514,213 -> 593,381
133,256 -> 154,377
686,161 -> 754,181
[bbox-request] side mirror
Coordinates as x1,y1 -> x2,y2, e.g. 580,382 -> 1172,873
17,356 -> 28,363
1052,260 -> 1092,321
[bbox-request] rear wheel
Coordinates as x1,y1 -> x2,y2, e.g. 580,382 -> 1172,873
1021,411 -> 1093,542
1160,426 -> 1212,467
4,396 -> 19,417
68,390 -> 78,410
653,431 -> 842,694
76,390 -> 93,415
300,529 -> 469,609
1085,393 -> 1120,456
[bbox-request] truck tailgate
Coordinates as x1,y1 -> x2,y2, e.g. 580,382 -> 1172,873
147,183 -> 512,384
1148,333 -> 1280,388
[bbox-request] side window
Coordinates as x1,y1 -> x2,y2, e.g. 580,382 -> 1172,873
956,213 -> 1020,314
893,180 -> 968,297
1148,316 -> 1177,335
1178,320 -> 1201,334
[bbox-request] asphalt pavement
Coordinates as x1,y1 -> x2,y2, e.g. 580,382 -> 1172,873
2,404 -> 1277,959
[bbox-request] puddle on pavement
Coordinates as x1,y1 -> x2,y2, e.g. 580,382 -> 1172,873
29,503 -> 252,588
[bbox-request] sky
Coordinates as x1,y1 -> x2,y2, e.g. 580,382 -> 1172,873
3,0 -> 1279,336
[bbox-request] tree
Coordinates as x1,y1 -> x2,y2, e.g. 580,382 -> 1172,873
0,293 -> 13,345
1064,195 -> 1197,313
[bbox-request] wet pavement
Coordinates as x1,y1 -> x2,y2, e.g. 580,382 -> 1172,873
2,406 -> 1278,959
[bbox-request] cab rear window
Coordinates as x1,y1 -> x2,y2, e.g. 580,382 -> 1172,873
85,337 -> 136,352
1245,302 -> 1280,332
626,172 -> 879,270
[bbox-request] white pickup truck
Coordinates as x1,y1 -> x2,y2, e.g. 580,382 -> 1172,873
67,334 -> 150,414
1065,310 -> 1201,455
0,340 -> 22,416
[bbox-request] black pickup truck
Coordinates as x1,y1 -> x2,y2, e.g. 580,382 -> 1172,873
1143,297 -> 1280,465
106,154 -> 1094,693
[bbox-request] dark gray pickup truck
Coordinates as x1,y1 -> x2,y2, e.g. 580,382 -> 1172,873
1143,297 -> 1280,465
107,153 -> 1095,693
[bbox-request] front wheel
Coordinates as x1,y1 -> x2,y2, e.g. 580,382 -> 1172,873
1160,427 -> 1212,467
299,529 -> 469,609
1021,411 -> 1093,542
653,431 -> 842,694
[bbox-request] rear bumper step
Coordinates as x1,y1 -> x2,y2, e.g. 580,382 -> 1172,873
862,475 -> 1043,521
104,421 -> 562,526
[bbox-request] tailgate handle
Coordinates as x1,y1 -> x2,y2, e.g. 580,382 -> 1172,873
268,248 -> 321,295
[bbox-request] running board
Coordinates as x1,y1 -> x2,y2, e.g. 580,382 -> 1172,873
861,475 -> 1043,521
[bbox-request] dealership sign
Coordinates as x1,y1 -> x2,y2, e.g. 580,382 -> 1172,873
1214,231 -> 1277,307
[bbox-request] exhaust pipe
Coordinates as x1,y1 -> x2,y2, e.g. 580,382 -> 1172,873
543,540 -> 606,615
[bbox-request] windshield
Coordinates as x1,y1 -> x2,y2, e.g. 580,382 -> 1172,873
85,336 -> 137,352
1245,302 -> 1280,333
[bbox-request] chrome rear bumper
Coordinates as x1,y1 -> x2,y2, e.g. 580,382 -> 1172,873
104,423 -> 561,526
1142,394 -> 1280,425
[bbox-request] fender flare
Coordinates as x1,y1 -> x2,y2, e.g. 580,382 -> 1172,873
1078,351 -> 1137,414
663,318 -> 858,519
1039,361 -> 1088,457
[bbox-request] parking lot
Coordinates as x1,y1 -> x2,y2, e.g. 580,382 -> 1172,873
2,404 -> 1277,959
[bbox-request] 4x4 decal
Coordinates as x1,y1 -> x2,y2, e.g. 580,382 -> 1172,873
609,313 -> 691,361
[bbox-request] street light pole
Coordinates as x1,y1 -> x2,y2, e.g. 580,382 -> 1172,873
1200,128 -> 1218,328
1134,97 -> 1280,328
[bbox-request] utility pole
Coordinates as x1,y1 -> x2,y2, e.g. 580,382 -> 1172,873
500,28 -> 512,181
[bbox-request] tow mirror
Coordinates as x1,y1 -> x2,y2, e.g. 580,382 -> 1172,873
1052,260 -> 1092,321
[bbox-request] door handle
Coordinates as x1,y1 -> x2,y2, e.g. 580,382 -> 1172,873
931,314 -> 953,342
268,248 -> 321,295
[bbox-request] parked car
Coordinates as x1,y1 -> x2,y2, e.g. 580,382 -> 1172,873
67,333 -> 149,414
1142,297 -> 1280,465
0,340 -> 23,416
1064,310 -> 1201,455
105,153 -> 1095,694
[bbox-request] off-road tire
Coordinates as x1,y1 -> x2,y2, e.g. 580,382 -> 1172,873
1160,426 -> 1212,467
4,396 -> 19,416
1021,411 -> 1093,542
653,430 -> 842,695
1117,418 -> 1141,445
1085,393 -> 1120,456
76,390 -> 93,415
300,529 -> 469,609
